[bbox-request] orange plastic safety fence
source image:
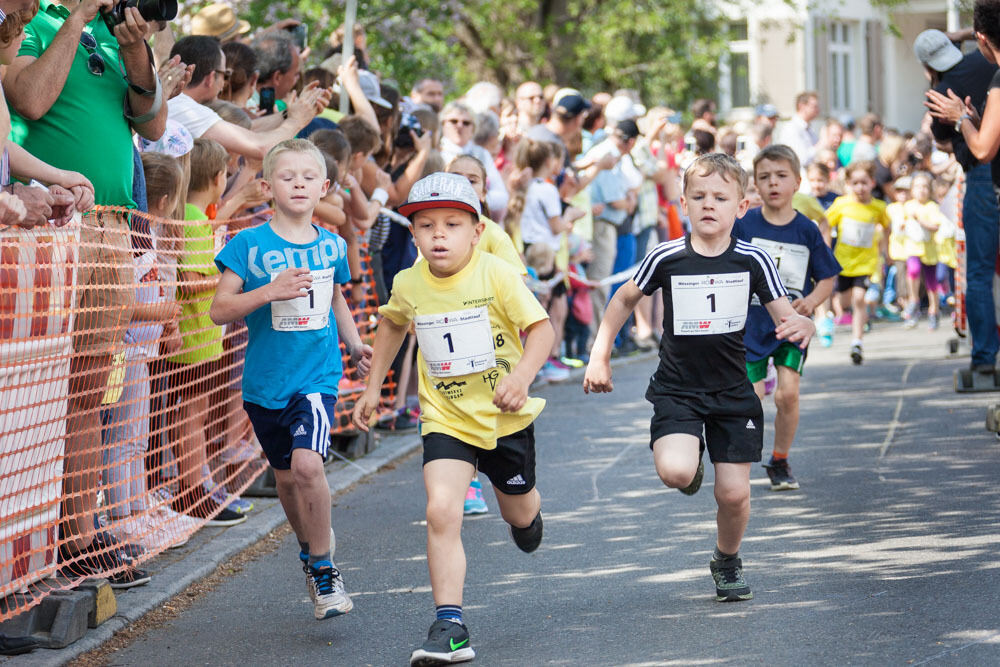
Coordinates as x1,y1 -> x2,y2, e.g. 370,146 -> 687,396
0,206 -> 391,622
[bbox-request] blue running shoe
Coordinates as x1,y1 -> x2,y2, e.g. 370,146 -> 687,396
464,477 -> 489,515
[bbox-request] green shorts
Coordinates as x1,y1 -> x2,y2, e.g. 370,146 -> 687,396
746,343 -> 806,383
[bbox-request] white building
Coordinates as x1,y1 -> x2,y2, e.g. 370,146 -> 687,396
718,0 -> 966,133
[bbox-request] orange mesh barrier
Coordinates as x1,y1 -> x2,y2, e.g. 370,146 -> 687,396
0,207 -> 390,621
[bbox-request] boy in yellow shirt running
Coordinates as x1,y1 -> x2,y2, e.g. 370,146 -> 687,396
825,160 -> 889,364
353,173 -> 554,666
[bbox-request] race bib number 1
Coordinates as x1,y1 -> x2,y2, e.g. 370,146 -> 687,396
415,306 -> 497,377
839,218 -> 876,248
671,272 -> 750,335
270,268 -> 334,331
751,237 -> 809,294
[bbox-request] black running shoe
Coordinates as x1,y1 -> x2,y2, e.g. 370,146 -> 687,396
762,459 -> 799,491
410,619 -> 475,666
850,343 -> 863,365
58,543 -> 151,589
510,512 -> 543,553
709,557 -> 753,602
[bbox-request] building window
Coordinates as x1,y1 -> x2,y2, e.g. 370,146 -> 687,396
726,20 -> 750,109
829,21 -> 853,112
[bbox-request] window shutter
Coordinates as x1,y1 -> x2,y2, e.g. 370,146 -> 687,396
866,19 -> 885,116
814,17 -> 830,115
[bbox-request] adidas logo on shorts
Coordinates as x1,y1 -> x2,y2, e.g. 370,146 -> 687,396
506,474 -> 527,486
294,424 -> 308,437
745,419 -> 755,430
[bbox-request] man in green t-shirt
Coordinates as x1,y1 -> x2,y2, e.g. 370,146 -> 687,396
3,0 -> 167,588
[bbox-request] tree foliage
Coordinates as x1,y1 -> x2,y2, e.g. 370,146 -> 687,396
178,0 -> 728,107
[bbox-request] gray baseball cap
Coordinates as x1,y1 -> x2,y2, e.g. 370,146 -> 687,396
914,29 -> 963,73
398,172 -> 482,219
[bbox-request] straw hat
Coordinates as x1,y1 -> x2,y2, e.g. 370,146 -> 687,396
191,4 -> 251,42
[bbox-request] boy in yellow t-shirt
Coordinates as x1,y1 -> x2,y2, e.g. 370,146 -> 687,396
353,173 -> 554,666
825,160 -> 889,365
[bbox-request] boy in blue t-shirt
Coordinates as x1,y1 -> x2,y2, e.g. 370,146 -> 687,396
211,139 -> 372,621
734,145 -> 840,491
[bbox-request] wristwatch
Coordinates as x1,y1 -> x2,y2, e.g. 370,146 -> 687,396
955,113 -> 970,132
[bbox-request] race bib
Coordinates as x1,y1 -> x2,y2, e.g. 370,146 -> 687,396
415,306 -> 496,377
751,237 -> 809,294
671,272 -> 749,335
270,268 -> 334,331
839,218 -> 876,248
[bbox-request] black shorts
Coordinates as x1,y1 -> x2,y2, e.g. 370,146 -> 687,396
837,274 -> 869,292
422,424 -> 536,495
645,383 -> 763,463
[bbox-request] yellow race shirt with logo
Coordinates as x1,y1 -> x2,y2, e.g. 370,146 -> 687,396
826,196 -> 889,277
379,250 -> 548,449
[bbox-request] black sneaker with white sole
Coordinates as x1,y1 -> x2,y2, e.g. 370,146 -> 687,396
410,619 -> 475,666
510,512 -> 543,553
58,543 -> 151,589
709,556 -> 753,602
762,458 -> 799,491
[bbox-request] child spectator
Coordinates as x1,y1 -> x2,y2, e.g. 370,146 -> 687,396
734,145 -> 840,492
902,171 -> 947,329
101,153 -> 199,553
564,235 -> 597,363
166,138 -> 245,526
825,160 -> 889,365
211,139 -> 372,621
353,173 -> 554,664
585,153 -> 814,603
505,139 -> 582,381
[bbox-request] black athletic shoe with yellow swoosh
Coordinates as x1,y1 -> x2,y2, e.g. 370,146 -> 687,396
410,619 -> 475,665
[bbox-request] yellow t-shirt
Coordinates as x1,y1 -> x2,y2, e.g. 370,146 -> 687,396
902,199 -> 945,265
379,250 -> 548,449
171,204 -> 223,365
792,192 -> 826,226
478,215 -> 527,275
886,201 -> 908,262
826,195 -> 889,277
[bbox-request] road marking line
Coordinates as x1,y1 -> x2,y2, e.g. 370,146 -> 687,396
878,360 -> 916,464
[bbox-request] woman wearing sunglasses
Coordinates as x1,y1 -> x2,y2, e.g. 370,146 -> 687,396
439,100 -> 509,218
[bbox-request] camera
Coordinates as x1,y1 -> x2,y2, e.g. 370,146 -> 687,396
394,113 -> 424,149
102,0 -> 178,28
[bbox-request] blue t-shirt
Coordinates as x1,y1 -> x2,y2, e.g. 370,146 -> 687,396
734,207 -> 841,361
215,222 -> 351,409
817,191 -> 838,209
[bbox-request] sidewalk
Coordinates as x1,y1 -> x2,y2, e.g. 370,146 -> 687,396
7,352 -> 656,666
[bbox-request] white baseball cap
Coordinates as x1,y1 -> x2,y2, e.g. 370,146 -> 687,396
398,172 -> 482,219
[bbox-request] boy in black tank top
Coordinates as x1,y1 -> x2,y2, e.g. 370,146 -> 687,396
584,154 -> 815,602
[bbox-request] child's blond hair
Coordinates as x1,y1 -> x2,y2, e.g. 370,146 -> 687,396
682,153 -> 748,199
262,138 -> 328,181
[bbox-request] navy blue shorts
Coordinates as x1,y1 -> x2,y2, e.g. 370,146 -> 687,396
243,393 -> 336,470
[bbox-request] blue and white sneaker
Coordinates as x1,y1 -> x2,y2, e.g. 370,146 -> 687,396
309,561 -> 353,619
463,477 -> 489,515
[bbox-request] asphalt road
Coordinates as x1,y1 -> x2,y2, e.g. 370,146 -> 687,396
103,323 -> 1000,666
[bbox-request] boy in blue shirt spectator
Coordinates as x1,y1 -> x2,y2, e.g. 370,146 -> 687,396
734,145 -> 840,491
211,139 -> 372,621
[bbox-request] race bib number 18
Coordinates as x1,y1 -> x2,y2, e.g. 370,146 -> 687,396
415,306 -> 497,377
671,272 -> 750,335
270,268 -> 334,331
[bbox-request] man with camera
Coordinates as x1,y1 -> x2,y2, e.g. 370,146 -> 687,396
3,0 -> 168,588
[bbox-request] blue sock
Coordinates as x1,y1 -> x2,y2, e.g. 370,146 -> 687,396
436,604 -> 463,624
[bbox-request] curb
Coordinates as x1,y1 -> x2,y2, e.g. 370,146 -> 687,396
9,350 -> 657,665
